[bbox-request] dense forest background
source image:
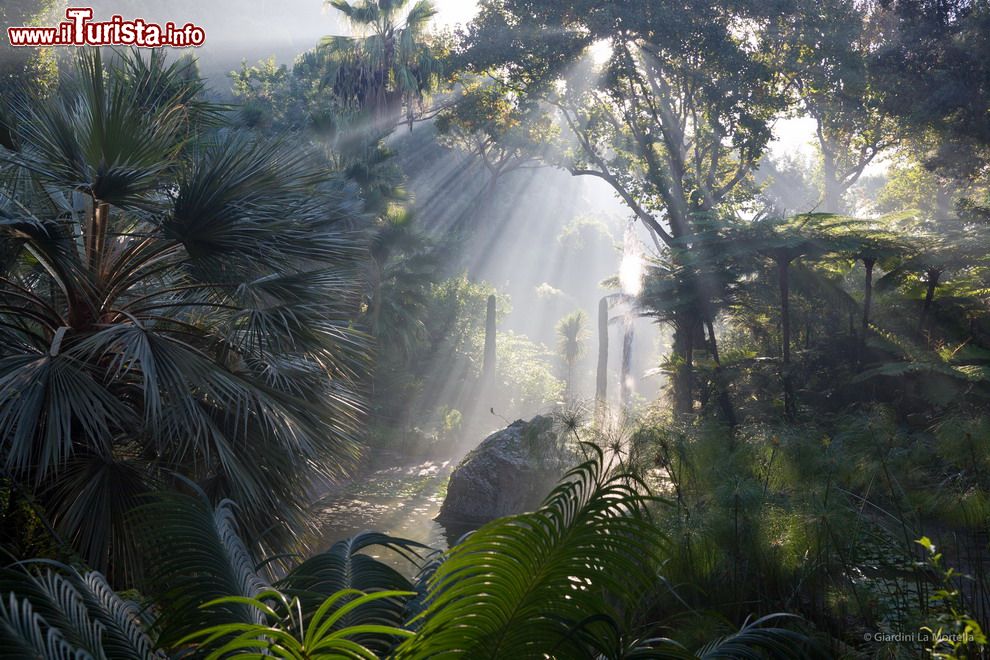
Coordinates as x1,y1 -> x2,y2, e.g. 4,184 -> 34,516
1,0 -> 989,657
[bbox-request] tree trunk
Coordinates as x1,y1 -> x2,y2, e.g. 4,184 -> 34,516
919,269 -> 941,333
778,259 -> 795,420
935,179 -> 953,219
482,294 -> 497,383
822,175 -> 844,214
595,297 -> 608,413
620,314 -> 634,410
859,257 -> 876,363
706,318 -> 737,427
818,126 -> 846,214
671,316 -> 695,415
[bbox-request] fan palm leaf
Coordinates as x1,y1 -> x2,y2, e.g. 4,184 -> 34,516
0,49 -> 370,578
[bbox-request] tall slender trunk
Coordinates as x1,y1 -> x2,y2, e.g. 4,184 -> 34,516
85,199 -> 109,275
482,294 -> 497,384
919,269 -> 941,333
822,174 -> 844,214
671,318 -> 694,415
778,258 -> 795,420
706,317 -> 737,427
859,257 -> 876,363
935,180 -> 953,219
620,314 -> 634,410
72,197 -> 104,329
818,125 -> 845,214
595,297 -> 608,415
779,260 -> 791,366
672,316 -> 695,415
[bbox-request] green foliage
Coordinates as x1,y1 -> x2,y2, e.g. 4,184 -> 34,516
556,310 -> 588,365
398,444 -> 660,657
0,49 -> 369,579
915,536 -> 988,659
0,563 -> 161,659
230,57 -> 299,131
493,331 -> 565,413
0,0 -> 60,98
1,439 -> 820,658
180,588 -> 415,659
624,406 -> 990,654
872,0 -> 990,179
435,79 -> 556,190
777,0 -> 900,213
396,442 -> 815,659
556,309 -> 588,397
321,0 -> 444,130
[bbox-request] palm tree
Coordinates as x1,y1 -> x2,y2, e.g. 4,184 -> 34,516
0,50 -> 369,580
556,310 -> 587,399
321,0 -> 443,131
366,210 -> 435,358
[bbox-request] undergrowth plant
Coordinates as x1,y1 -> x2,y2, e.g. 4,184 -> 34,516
0,443 -> 818,659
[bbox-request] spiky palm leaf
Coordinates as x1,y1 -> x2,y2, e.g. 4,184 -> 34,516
134,490 -> 426,653
321,0 -> 442,129
132,492 -> 272,649
276,530 -> 426,655
0,563 -> 162,659
279,531 -> 426,617
0,49 -> 370,579
620,614 -> 821,659
0,593 -> 88,659
179,588 -> 415,659
394,443 -> 665,659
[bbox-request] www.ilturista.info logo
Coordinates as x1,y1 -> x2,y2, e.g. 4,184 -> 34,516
7,7 -> 206,48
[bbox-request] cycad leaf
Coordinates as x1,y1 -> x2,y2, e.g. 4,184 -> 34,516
132,492 -> 270,649
396,444 -> 664,659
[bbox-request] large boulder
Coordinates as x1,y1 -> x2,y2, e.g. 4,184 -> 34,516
436,415 -> 575,528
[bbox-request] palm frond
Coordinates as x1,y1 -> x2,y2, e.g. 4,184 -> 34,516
694,614 -> 823,659
0,593 -> 88,659
278,531 -> 426,628
180,588 -> 415,659
396,443 -> 665,659
0,563 -> 162,659
132,492 -> 271,648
